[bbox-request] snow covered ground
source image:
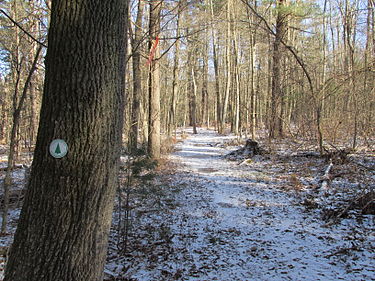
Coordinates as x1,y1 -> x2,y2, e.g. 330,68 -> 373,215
0,129 -> 373,280
105,128 -> 374,280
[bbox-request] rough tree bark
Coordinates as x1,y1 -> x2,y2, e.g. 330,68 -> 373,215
4,0 -> 128,280
148,0 -> 162,158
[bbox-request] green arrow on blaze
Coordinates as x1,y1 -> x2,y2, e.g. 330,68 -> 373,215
55,143 -> 61,154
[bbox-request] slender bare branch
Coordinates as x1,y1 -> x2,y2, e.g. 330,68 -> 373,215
240,0 -> 314,95
0,9 -> 47,48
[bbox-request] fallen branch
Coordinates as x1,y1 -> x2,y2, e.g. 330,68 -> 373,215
353,161 -> 375,171
0,9 -> 47,48
325,245 -> 360,258
356,190 -> 375,215
238,159 -> 252,166
324,190 -> 374,226
324,145 -> 352,164
320,162 -> 333,190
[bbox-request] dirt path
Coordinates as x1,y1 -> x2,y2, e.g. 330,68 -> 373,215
104,128 -> 374,280
161,128 -> 374,281
1,130 -> 373,281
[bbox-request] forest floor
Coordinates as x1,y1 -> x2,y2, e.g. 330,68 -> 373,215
105,128 -> 374,281
0,128 -> 374,280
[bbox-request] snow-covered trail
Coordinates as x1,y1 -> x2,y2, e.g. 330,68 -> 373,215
164,128 -> 374,281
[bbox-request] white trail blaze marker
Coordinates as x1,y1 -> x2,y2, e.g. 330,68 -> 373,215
49,139 -> 68,158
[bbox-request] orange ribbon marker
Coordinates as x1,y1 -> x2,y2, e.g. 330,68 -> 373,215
147,36 -> 159,65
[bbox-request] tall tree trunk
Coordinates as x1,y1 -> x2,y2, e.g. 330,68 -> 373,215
4,0 -> 128,279
249,0 -> 258,139
140,96 -> 149,145
231,1 -> 240,135
269,0 -> 288,139
188,60 -> 198,134
129,0 -> 145,153
29,73 -> 38,146
266,31 -> 272,132
209,0 -> 222,133
221,0 -> 232,134
27,21 -> 38,148
250,32 -> 257,139
0,89 -> 6,143
316,0 -> 329,155
147,0 -> 162,158
2,45 -> 42,234
201,35 -> 209,128
233,33 -> 240,135
365,0 -> 374,128
168,0 -> 183,136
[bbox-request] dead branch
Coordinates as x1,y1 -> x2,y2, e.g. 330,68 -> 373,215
238,159 -> 252,166
352,161 -> 375,171
320,162 -> 333,190
325,245 -> 360,258
324,190 -> 374,226
0,9 -> 47,48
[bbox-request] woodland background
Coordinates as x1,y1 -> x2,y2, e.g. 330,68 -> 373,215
0,1 -> 374,279
0,0 -> 374,155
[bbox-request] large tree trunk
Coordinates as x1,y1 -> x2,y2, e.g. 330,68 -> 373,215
147,0 -> 162,158
4,0 -> 128,280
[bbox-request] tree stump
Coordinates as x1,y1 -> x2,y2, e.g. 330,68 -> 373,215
244,139 -> 260,156
225,139 -> 262,160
